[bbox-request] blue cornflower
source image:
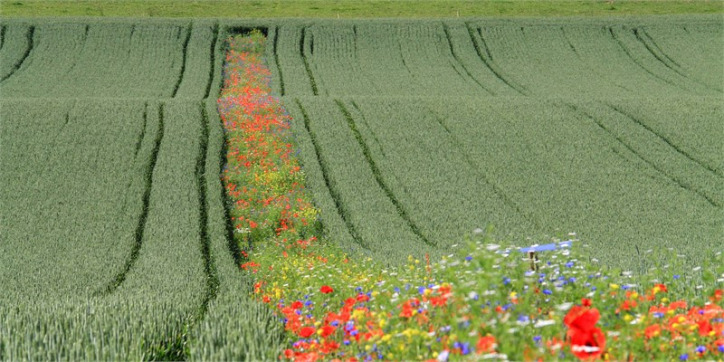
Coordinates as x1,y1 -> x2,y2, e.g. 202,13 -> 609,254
355,286 -> 363,292
331,321 -> 339,327
569,277 -> 576,283
503,277 -> 511,285
696,346 -> 706,354
343,339 -> 351,345
718,345 -> 724,353
543,289 -> 553,295
674,275 -> 681,280
518,315 -> 530,323
653,312 -> 665,318
418,286 -> 426,295
456,342 -> 472,355
465,255 -> 473,262
394,286 -> 401,293
533,335 -> 542,343
565,261 -> 574,268
679,353 -> 688,361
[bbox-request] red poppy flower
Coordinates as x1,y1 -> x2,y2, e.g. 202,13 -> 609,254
291,301 -> 303,309
565,306 -> 606,359
568,326 -> 606,360
644,324 -> 662,339
581,298 -> 592,307
476,335 -> 497,353
356,293 -> 370,302
712,289 -> 723,302
283,349 -> 295,359
564,306 -> 601,332
697,320 -> 712,336
298,326 -> 315,338
320,325 -> 336,338
320,285 -> 334,294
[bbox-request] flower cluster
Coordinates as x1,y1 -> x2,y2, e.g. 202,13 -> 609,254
219,33 -> 724,361
219,31 -> 320,252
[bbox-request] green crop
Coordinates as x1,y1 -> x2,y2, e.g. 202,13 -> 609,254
0,19 -> 284,360
0,15 -> 721,360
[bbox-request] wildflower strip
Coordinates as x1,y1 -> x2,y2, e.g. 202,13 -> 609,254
219,32 -> 724,361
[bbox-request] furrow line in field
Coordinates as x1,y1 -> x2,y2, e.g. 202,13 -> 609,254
100,103 -> 165,295
335,99 -> 436,248
632,29 -> 690,78
196,101 -> 219,323
396,37 -> 412,75
607,27 -> 686,92
636,28 -> 721,93
203,23 -> 219,99
171,23 -> 192,98
218,111 -> 244,268
464,23 -> 527,96
606,103 -> 723,179
0,25 -> 6,52
350,101 -> 386,157
294,99 -> 370,250
0,25 -> 34,83
300,27 -> 319,95
441,23 -> 493,95
567,103 -> 719,208
133,103 -> 147,159
272,26 -> 286,96
352,25 -> 358,54
638,28 -> 681,68
425,105 -> 543,231
64,25 -> 90,78
560,27 -> 631,93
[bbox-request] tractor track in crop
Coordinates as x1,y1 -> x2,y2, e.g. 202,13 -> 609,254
442,23 -> 494,95
336,99 -> 436,248
100,103 -> 165,295
607,27 -> 688,93
464,23 -> 527,96
1,25 -> 35,83
300,27 -> 319,95
64,25 -> 90,79
425,105 -> 544,231
0,25 -> 7,52
272,26 -> 286,96
566,103 -> 719,208
633,27 -> 721,93
606,103 -> 723,180
294,98 -> 370,250
196,101 -> 219,326
171,23 -> 192,98
560,27 -> 631,93
203,23 -> 219,100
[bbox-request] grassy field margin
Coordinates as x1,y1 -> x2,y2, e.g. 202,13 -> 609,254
1,0 -> 722,18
